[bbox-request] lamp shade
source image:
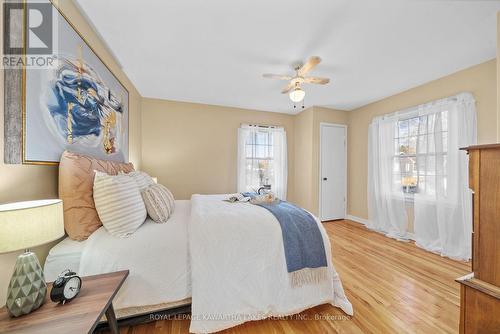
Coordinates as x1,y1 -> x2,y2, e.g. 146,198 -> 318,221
289,87 -> 305,102
0,199 -> 64,254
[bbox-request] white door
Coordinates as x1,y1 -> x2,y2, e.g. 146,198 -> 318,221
320,123 -> 346,221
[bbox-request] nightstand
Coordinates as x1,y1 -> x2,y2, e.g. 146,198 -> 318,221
0,270 -> 129,334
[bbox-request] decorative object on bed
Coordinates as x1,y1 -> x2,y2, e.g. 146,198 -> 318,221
257,184 -> 272,194
250,197 -> 327,286
141,184 -> 175,223
249,193 -> 277,205
188,194 -> 352,333
50,270 -> 82,304
0,199 -> 64,317
225,193 -> 251,203
59,150 -> 135,241
93,171 -> 147,237
120,170 -> 155,190
3,1 -> 129,165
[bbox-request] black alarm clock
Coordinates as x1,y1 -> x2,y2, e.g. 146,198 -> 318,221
50,269 -> 82,304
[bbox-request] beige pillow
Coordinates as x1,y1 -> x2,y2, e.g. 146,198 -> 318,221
141,184 -> 175,223
120,171 -> 155,191
93,172 -> 147,237
59,151 -> 135,241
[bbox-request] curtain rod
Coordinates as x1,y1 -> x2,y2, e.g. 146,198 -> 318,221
242,123 -> 281,129
374,92 -> 475,122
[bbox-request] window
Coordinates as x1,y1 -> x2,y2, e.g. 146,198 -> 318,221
393,111 -> 448,195
237,125 -> 287,199
245,129 -> 274,189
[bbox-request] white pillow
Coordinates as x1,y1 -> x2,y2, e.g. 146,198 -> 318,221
93,171 -> 147,237
141,184 -> 175,223
119,171 -> 155,191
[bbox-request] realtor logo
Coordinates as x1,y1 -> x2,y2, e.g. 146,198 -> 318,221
4,1 -> 53,55
3,1 -> 55,68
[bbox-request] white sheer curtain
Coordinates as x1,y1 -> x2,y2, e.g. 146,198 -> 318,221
368,92 -> 476,260
368,116 -> 409,240
413,93 -> 476,260
237,125 -> 287,199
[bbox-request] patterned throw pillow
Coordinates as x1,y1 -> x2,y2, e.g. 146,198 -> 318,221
120,171 -> 155,191
141,184 -> 175,223
93,171 -> 147,237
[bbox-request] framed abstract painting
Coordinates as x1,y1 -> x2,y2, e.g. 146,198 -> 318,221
10,1 -> 129,164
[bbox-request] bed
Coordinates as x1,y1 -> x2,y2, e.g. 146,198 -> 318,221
47,151 -> 352,333
44,200 -> 192,317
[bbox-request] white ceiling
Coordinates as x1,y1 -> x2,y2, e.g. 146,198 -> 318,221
75,0 -> 500,113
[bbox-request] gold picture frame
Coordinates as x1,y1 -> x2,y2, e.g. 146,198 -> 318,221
20,0 -> 130,165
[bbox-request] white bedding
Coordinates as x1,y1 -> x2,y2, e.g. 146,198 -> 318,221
46,200 -> 192,311
44,237 -> 87,281
188,194 -> 353,333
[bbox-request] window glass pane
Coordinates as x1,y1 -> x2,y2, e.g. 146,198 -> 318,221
399,137 -> 409,155
400,156 -> 416,174
408,136 -> 417,154
426,155 -> 436,175
398,120 -> 409,137
417,155 -> 426,175
409,118 -> 419,136
417,135 -> 427,154
256,131 -> 268,145
256,145 -> 267,158
244,129 -> 276,191
428,114 -> 436,132
428,134 -> 435,153
442,132 -> 448,153
418,116 -> 428,134
245,133 -> 254,145
442,111 -> 448,132
419,176 -> 426,193
435,153 -> 446,176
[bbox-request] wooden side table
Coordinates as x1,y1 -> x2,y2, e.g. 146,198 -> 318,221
0,270 -> 129,334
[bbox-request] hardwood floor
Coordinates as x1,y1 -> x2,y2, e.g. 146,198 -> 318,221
108,220 -> 470,334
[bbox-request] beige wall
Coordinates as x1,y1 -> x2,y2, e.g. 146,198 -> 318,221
347,59 -> 497,220
0,0 -> 142,306
292,106 -> 349,215
292,107 -> 314,211
141,98 -> 295,201
140,101 -> 348,217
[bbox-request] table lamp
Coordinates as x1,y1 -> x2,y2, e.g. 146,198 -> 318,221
0,199 -> 64,317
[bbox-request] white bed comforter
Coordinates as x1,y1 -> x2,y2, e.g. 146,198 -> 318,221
78,200 -> 192,310
189,194 -> 353,333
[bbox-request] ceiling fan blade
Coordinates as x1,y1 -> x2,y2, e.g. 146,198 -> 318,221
304,76 -> 330,85
263,73 -> 292,80
281,82 -> 294,94
298,56 -> 321,76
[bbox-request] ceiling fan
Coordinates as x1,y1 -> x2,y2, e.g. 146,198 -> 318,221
262,56 -> 330,103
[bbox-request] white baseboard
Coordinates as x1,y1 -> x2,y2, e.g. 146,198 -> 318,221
346,214 -> 370,225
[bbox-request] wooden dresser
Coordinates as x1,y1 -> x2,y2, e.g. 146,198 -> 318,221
457,144 -> 500,334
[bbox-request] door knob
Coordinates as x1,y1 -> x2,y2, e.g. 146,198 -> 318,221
323,177 -> 327,181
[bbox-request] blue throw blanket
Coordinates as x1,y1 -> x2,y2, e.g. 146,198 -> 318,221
242,193 -> 328,286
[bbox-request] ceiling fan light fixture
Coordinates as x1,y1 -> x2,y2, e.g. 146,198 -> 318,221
289,87 -> 305,102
